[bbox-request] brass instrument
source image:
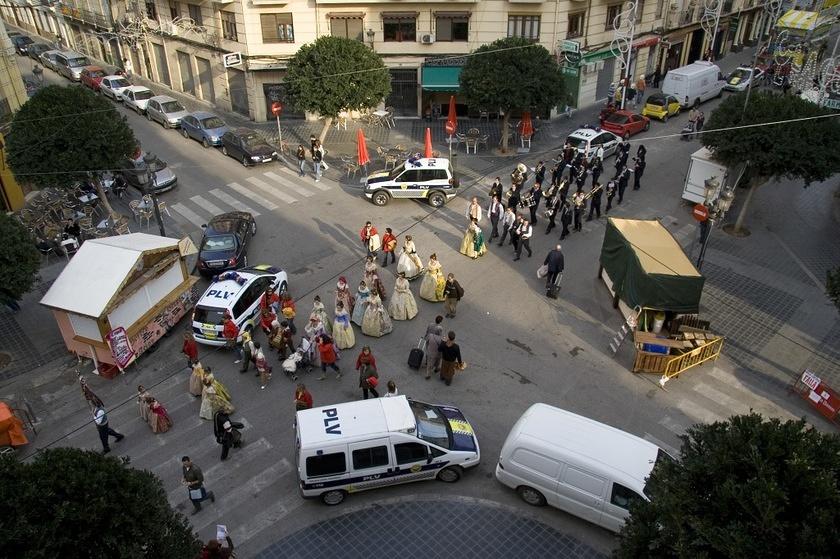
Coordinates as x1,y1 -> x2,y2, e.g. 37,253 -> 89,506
606,181 -> 617,197
583,184 -> 604,201
572,192 -> 586,209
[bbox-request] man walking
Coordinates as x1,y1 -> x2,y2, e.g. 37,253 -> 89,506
424,315 -> 444,379
586,182 -> 603,221
442,274 -> 464,318
182,456 -> 215,515
559,199 -> 573,240
632,157 -> 646,190
527,183 -> 542,225
513,219 -> 533,261
359,221 -> 379,257
498,206 -> 516,246
488,195 -> 503,239
509,215 -> 524,253
605,179 -> 617,213
311,139 -> 325,182
543,244 -> 565,298
438,331 -> 463,386
381,227 -> 397,266
93,404 -> 123,454
465,196 -> 483,223
617,167 -> 631,204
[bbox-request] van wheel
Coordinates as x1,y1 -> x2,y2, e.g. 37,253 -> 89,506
517,486 -> 547,506
428,192 -> 446,208
436,466 -> 462,483
372,192 -> 390,206
321,489 -> 346,505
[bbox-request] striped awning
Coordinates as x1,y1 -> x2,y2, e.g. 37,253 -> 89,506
776,10 -> 818,31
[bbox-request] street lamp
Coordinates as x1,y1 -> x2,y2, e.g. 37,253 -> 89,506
696,176 -> 734,271
142,152 -> 167,237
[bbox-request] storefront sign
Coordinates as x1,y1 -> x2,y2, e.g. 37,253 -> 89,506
424,56 -> 467,67
107,327 -> 135,369
223,52 -> 243,68
130,288 -> 195,356
560,39 -> 580,54
801,369 -> 821,391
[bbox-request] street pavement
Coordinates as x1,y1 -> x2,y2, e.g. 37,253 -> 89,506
2,45 -> 839,558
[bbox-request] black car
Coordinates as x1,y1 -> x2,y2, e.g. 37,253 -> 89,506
196,212 -> 257,276
27,43 -> 51,61
119,152 -> 178,193
12,36 -> 33,55
220,128 -> 277,167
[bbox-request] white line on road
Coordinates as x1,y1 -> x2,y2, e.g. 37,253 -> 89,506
276,165 -> 331,192
229,493 -> 306,544
171,203 -> 207,228
675,398 -> 724,425
658,415 -> 687,436
246,176 -> 298,205
227,182 -> 279,210
191,195 -> 225,216
209,189 -> 260,216
691,383 -> 750,416
263,171 -> 315,197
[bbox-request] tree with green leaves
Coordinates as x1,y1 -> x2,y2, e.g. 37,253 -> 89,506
0,213 -> 40,302
617,413 -> 840,558
0,448 -> 202,558
284,36 -> 391,143
828,265 -> 840,314
702,90 -> 840,234
6,85 -> 137,219
460,37 -> 565,153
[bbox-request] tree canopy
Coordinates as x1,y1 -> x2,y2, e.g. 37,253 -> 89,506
284,36 -> 391,141
0,213 -> 40,300
617,413 -> 840,558
0,448 -> 201,558
459,37 -> 565,151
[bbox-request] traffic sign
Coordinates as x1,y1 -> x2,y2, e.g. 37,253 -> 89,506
564,51 -> 582,65
223,52 -> 242,68
271,101 -> 283,116
692,203 -> 709,222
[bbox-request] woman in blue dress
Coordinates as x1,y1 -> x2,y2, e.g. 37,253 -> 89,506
351,280 -> 370,326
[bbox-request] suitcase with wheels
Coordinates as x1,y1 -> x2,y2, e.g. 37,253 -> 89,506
546,272 -> 562,299
408,338 -> 425,369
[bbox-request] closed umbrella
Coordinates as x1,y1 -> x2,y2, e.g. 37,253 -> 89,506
357,128 -> 370,174
519,111 -> 534,139
446,95 -> 458,158
424,127 -> 433,158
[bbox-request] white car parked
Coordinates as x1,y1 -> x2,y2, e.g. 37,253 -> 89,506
99,75 -> 132,101
121,85 -> 154,114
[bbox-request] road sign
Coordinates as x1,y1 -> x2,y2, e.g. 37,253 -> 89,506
692,203 -> 709,222
223,52 -> 242,68
271,101 -> 283,116
561,40 -> 580,54
445,121 -> 455,135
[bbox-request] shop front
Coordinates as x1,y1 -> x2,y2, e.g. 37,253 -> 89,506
421,58 -> 465,118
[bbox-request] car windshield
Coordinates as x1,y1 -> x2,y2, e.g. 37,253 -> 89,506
202,234 -> 236,252
68,57 -> 88,68
201,117 -> 225,129
729,69 -> 750,81
388,162 -> 407,179
643,449 -> 677,499
19,37 -> 33,45
605,113 -> 630,124
193,305 -> 227,325
566,136 -> 585,148
161,101 -> 184,113
134,90 -> 153,100
409,400 -> 453,449
241,134 -> 266,148
143,156 -> 167,173
111,78 -> 130,88
647,95 -> 666,106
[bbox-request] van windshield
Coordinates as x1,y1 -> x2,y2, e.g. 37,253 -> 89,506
409,400 -> 452,449
643,448 -> 677,499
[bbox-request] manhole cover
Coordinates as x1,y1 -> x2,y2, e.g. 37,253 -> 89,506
0,352 -> 11,370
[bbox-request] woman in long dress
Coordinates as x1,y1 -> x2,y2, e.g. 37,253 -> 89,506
335,276 -> 355,315
333,301 -> 356,349
419,253 -> 446,302
352,281 -> 370,326
189,362 -> 205,397
200,371 -> 234,420
148,398 -> 173,433
137,385 -> 152,423
388,272 -> 418,320
397,235 -> 424,280
459,218 -> 488,259
363,256 -> 387,300
362,292 -> 393,337
310,295 -> 332,336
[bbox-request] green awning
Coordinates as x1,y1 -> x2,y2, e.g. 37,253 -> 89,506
422,66 -> 461,91
581,46 -> 617,65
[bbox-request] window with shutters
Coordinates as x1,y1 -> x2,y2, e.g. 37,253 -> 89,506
383,16 -> 416,42
330,16 -> 363,42
261,13 -> 295,43
169,1 -> 179,20
567,12 -> 585,38
606,4 -> 622,30
436,15 -> 469,42
145,1 -> 158,20
221,11 -> 238,41
187,3 -> 202,25
508,15 -> 540,41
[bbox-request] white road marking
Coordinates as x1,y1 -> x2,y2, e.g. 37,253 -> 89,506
277,165 -> 331,191
209,189 -> 260,216
171,203 -> 207,228
674,398 -> 724,425
229,493 -> 306,543
658,415 -> 687,436
227,182 -> 279,210
191,195 -> 225,216
246,176 -> 298,204
691,383 -> 750,416
263,171 -> 315,197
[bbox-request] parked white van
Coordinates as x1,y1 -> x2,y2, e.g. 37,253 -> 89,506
495,404 -> 672,532
661,61 -> 725,108
297,395 -> 480,505
54,50 -> 89,81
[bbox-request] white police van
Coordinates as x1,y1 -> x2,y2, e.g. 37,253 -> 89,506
296,395 -> 480,505
565,127 -> 622,160
364,157 -> 459,207
191,265 -> 287,346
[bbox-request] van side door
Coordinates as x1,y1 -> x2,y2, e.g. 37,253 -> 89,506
601,482 -> 644,532
348,438 -> 393,492
393,440 -> 441,481
393,169 -> 419,198
556,464 -> 608,525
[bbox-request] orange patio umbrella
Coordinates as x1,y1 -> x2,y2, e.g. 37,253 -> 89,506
357,128 -> 370,169
519,111 -> 534,138
424,127 -> 433,158
446,95 -> 457,137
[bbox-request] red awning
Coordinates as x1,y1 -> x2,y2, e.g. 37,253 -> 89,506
633,36 -> 661,49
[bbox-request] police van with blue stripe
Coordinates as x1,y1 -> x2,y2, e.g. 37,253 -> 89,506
296,395 -> 480,505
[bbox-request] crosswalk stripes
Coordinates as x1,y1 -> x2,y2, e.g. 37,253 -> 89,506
246,176 -> 298,205
277,165 -> 331,192
172,203 -> 208,228
209,189 -> 261,217
191,195 -> 225,216
227,182 -> 279,211
658,415 -> 687,436
674,398 -> 723,425
263,171 -> 314,197
691,382 -> 751,417
230,492 -> 306,544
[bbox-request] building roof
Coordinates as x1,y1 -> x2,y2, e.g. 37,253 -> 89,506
40,234 -> 179,317
297,396 -> 416,448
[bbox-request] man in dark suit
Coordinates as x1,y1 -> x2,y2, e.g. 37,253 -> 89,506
617,167 -> 631,204
543,244 -> 564,298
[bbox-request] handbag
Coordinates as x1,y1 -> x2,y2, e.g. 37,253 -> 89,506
367,376 -> 379,388
537,264 -> 548,279
189,487 -> 205,500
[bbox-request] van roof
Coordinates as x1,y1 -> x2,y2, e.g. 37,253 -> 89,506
196,273 -> 258,309
512,404 -> 660,493
297,396 -> 416,447
668,61 -> 720,76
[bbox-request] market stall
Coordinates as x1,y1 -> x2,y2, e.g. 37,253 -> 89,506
40,233 -> 198,378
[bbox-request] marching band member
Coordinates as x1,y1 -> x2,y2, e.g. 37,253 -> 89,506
586,182 -> 603,221
605,179 -> 617,213
572,189 -> 586,232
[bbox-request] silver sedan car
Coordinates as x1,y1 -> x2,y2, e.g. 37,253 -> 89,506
145,95 -> 189,129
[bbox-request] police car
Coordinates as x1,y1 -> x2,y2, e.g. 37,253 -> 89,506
296,395 -> 480,505
565,127 -> 622,160
192,265 -> 287,346
364,157 -> 459,207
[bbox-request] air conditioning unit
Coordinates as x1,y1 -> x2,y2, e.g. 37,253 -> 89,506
421,34 -> 435,44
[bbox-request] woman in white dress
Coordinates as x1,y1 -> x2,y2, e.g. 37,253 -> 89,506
310,295 -> 332,336
199,372 -> 234,420
352,281 -> 370,326
333,301 -> 356,349
388,272 -> 418,320
397,235 -> 424,280
459,218 -> 488,259
419,253 -> 446,302
362,292 -> 393,337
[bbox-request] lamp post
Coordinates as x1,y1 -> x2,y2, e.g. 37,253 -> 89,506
696,176 -> 734,271
142,152 -> 166,237
610,1 -> 639,110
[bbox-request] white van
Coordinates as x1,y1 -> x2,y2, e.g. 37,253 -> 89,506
364,157 -> 459,207
495,404 -> 672,532
297,396 -> 480,505
661,61 -> 725,108
54,50 -> 89,81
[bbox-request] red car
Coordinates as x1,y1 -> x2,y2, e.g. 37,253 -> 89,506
599,110 -> 650,140
80,65 -> 106,92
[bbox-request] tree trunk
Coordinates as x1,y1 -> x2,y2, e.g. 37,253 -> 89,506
93,176 -> 117,220
731,175 -> 765,235
501,112 -> 511,153
318,118 -> 333,144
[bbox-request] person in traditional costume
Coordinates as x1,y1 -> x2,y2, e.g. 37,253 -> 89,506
419,253 -> 446,302
200,371 -> 234,420
189,362 -> 205,397
362,292 -> 393,337
459,218 -> 488,259
333,301 -> 355,349
137,385 -> 152,424
335,276 -> 355,315
397,235 -> 424,280
309,295 -> 332,335
388,272 -> 418,320
363,256 -> 388,300
352,281 -> 370,326
148,398 -> 173,433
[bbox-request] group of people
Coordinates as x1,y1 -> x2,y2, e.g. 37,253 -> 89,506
295,135 -> 328,182
135,384 -> 173,434
607,74 -> 648,108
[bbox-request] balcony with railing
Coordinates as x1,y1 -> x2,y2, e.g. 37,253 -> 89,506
677,5 -> 702,26
58,2 -> 111,29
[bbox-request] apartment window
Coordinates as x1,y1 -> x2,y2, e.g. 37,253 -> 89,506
330,15 -> 364,42
436,13 -> 469,42
655,0 -> 664,18
567,12 -> 585,39
383,15 -> 416,42
187,3 -> 202,25
508,15 -> 540,41
145,1 -> 157,20
636,0 -> 645,19
260,13 -> 295,43
606,4 -> 621,30
169,1 -> 179,20
221,11 -> 238,41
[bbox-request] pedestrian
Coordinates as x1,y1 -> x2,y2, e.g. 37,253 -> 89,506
222,313 -> 243,364
280,292 -> 297,334
438,331 -> 463,386
361,291 -> 392,337
442,273 -> 464,319
497,206 -> 516,246
543,244 -> 565,297
614,82 -> 623,106
652,67 -> 661,89
424,315 -> 444,379
559,199 -> 573,240
383,380 -> 398,397
181,456 -> 215,515
333,301 -> 355,349
381,227 -> 397,267
294,383 -> 313,411
252,342 -> 271,389
688,107 -> 699,129
389,272 -> 419,320
632,157 -> 646,190
509,215 -> 524,252
312,139 -> 324,182
260,285 -> 280,314
587,182 -> 603,221
544,194 -> 561,234
93,404 -> 124,454
534,161 -> 546,186
189,362 -> 205,397
513,219 -> 533,261
617,167 -> 631,204
296,144 -> 307,176
459,218 -> 487,259
636,144 -> 647,162
489,176 -> 503,202
310,296 -> 333,336
696,111 -> 705,133
201,532 -> 235,559
137,384 -> 152,424
122,57 -> 133,77
316,334 -> 341,380
635,74 -> 646,105
359,221 -> 379,257
270,320 -> 295,360
396,235 -> 423,279
259,307 -> 276,338
527,183 -> 542,225
465,196 -> 483,223
626,85 -> 636,108
218,418 -> 242,460
506,185 -> 521,212
359,362 -> 379,399
590,157 -> 603,187
420,253 -> 446,302
550,161 -> 564,188
351,280 -> 370,326
607,82 -> 616,105
181,331 -> 198,369
148,398 -> 173,433
488,195 -> 503,239
605,179 -> 617,213
200,371 -> 234,420
572,189 -> 585,232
